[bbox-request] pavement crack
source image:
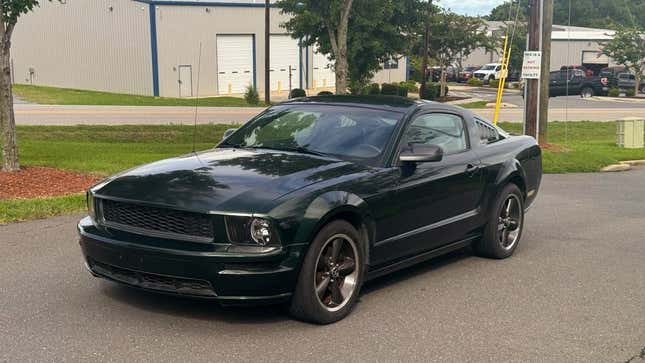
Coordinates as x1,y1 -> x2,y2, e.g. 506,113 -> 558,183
624,347 -> 645,363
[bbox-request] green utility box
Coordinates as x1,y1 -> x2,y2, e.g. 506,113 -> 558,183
616,118 -> 644,149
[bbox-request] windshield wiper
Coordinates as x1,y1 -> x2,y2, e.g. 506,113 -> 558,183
248,145 -> 332,158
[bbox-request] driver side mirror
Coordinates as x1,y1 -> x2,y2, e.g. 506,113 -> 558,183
222,128 -> 237,140
399,144 -> 444,163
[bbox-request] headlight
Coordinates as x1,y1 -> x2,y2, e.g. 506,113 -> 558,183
225,216 -> 277,246
249,218 -> 272,246
87,192 -> 96,219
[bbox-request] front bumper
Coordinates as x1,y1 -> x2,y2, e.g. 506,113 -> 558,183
78,217 -> 306,305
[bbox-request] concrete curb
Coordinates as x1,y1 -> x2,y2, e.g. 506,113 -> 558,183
599,159 -> 645,172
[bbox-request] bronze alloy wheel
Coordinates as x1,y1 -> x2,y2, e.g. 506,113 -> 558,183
313,234 -> 360,312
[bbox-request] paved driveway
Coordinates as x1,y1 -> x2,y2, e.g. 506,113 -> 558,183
1,169 -> 644,362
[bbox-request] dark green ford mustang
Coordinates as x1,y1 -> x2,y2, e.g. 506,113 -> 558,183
79,96 -> 542,324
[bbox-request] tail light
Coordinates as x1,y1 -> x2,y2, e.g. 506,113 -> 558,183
600,77 -> 608,86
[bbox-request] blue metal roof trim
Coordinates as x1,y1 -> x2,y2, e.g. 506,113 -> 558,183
132,0 -> 275,7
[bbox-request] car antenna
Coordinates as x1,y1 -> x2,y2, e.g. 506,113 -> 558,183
192,42 -> 203,154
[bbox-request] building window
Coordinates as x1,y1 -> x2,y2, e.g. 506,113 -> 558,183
384,58 -> 399,70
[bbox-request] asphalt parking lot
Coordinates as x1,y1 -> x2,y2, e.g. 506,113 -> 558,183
1,168 -> 644,362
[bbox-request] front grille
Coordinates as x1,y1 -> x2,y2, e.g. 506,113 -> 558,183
89,260 -> 216,297
474,73 -> 485,79
100,199 -> 214,242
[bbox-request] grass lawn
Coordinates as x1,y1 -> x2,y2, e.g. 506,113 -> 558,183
457,100 -> 489,109
2,121 -> 644,223
13,84 -> 264,107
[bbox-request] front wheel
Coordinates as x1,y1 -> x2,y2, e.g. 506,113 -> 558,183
473,184 -> 525,259
640,85 -> 645,94
580,87 -> 594,98
289,220 -> 365,324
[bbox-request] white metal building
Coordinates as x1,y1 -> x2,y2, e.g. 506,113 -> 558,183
11,0 -> 407,97
463,21 -> 619,73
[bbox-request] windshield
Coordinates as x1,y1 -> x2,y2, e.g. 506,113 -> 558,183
480,64 -> 497,71
220,104 -> 403,166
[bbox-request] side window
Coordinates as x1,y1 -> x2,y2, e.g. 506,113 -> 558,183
402,113 -> 468,154
549,71 -> 560,81
475,118 -> 501,145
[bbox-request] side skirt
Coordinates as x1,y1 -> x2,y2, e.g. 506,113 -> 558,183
365,235 -> 479,281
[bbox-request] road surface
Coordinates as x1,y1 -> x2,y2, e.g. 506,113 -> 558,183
12,100 -> 645,126
2,168 -> 644,362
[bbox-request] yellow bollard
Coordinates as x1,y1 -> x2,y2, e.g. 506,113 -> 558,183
277,81 -> 281,94
323,79 -> 327,88
313,80 -> 317,90
227,83 -> 232,95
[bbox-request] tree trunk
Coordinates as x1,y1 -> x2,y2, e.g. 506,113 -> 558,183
333,0 -> 353,95
335,46 -> 349,95
439,64 -> 446,98
635,71 -> 641,97
419,3 -> 431,99
0,38 -> 19,172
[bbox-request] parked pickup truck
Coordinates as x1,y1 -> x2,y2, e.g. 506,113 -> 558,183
548,69 -> 609,97
617,73 -> 645,94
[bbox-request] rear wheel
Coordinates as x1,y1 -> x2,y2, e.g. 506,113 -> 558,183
473,184 -> 524,259
640,85 -> 645,94
289,220 -> 364,324
580,86 -> 594,98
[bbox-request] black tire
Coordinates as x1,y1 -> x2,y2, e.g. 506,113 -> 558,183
580,86 -> 594,98
640,85 -> 645,94
289,220 -> 365,324
473,184 -> 525,259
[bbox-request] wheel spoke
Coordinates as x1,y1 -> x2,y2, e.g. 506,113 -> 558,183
498,222 -> 506,231
505,198 -> 513,216
330,238 -> 342,263
330,281 -> 343,305
338,257 -> 356,276
316,276 -> 330,299
507,218 -> 519,231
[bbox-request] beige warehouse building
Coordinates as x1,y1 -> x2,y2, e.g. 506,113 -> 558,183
11,0 -> 407,97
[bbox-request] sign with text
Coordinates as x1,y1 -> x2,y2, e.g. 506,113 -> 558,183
521,51 -> 542,79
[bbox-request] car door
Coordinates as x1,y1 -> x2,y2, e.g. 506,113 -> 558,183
371,111 -> 485,265
549,71 -> 563,96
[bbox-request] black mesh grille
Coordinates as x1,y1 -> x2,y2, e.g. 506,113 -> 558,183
89,260 -> 216,297
100,199 -> 214,240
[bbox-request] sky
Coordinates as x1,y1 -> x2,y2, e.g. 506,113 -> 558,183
436,0 -> 507,16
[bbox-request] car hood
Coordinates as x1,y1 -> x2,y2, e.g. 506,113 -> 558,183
92,148 -> 368,213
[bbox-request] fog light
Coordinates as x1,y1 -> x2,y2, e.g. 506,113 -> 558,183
250,218 -> 272,246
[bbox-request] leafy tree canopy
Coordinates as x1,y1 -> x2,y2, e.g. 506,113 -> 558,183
486,0 -> 645,30
278,0 -> 422,89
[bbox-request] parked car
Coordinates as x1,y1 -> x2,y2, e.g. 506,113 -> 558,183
458,66 -> 481,82
473,63 -> 502,83
431,65 -> 457,82
617,73 -> 645,94
547,69 -> 610,97
599,66 -> 627,87
561,65 -> 593,77
79,96 -> 542,324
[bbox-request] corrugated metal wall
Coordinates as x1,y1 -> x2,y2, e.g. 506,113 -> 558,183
11,0 -> 152,95
154,5 -> 290,97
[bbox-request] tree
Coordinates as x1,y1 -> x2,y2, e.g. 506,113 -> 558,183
1,0 -> 57,172
277,0 -> 422,95
419,9 -> 493,97
601,27 -> 645,96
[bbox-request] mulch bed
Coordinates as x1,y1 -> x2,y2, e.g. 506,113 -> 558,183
436,96 -> 468,102
0,167 -> 100,199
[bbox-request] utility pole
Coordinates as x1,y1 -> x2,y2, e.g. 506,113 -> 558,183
265,0 -> 271,105
524,0 -> 540,140
538,0 -> 553,145
419,0 -> 431,99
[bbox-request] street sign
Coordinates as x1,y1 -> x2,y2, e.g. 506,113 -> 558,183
521,51 -> 542,79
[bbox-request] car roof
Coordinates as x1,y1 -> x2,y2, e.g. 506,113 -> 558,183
281,95 -> 422,112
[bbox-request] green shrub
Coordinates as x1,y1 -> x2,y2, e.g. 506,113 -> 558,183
489,79 -> 500,88
367,83 -> 381,95
608,87 -> 620,97
400,80 -> 419,93
625,88 -> 635,97
289,88 -> 306,99
397,84 -> 409,97
380,83 -> 399,95
244,85 -> 259,105
317,91 -> 334,96
420,83 -> 438,100
467,78 -> 484,87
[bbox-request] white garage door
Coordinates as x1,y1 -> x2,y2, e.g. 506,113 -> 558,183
217,35 -> 254,95
582,51 -> 609,64
313,49 -> 335,90
270,35 -> 301,91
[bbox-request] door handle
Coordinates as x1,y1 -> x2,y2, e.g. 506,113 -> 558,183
466,164 -> 479,176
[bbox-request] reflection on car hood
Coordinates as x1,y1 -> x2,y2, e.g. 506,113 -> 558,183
93,148 -> 369,213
